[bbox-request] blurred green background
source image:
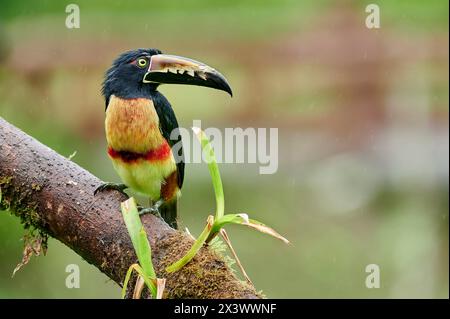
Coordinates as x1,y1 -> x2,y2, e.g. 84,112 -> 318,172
0,0 -> 448,298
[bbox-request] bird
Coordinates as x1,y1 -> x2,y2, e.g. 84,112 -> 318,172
95,48 -> 232,229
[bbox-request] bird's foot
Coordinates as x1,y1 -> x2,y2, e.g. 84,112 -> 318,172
138,207 -> 161,218
138,199 -> 164,218
94,182 -> 128,197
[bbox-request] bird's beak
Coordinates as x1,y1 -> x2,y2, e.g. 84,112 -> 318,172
143,54 -> 232,96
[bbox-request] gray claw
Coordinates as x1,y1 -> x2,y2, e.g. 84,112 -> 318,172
94,183 -> 128,197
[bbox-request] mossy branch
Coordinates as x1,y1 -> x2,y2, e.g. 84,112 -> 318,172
0,117 -> 259,299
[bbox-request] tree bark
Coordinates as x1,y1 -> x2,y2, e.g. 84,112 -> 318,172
0,117 -> 259,299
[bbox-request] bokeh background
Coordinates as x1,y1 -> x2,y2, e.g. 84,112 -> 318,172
0,0 -> 448,298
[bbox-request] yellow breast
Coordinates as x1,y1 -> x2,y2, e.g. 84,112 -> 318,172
105,95 -> 166,153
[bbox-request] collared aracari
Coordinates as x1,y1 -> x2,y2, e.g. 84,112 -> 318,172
95,48 -> 232,229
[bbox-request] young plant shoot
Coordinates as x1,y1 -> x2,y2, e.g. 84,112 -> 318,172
166,128 -> 289,277
120,197 -> 165,299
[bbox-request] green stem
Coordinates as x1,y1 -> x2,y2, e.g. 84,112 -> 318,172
166,215 -> 214,273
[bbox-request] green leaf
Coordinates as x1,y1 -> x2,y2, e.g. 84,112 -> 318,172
120,198 -> 142,255
121,263 -> 137,299
245,218 -> 290,244
212,213 -> 246,231
121,263 -> 156,298
213,214 -> 290,244
138,226 -> 156,279
120,197 -> 159,298
193,127 -> 225,219
121,198 -> 156,277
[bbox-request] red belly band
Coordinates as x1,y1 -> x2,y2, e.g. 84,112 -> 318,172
108,142 -> 171,163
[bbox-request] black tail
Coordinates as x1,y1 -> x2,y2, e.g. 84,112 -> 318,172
160,199 -> 178,229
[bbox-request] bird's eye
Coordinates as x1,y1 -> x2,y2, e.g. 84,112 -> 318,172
137,58 -> 148,68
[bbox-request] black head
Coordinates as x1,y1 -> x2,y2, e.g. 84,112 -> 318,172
102,48 -> 232,109
102,48 -> 162,107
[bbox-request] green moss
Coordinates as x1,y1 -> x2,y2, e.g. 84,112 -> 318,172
0,175 -> 44,231
0,176 -> 12,210
31,183 -> 42,191
0,175 -> 12,185
154,232 -> 259,299
1,174 -> 48,274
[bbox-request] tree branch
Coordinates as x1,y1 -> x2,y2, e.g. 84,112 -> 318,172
0,117 -> 259,299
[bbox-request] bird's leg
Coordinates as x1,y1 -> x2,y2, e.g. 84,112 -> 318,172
138,198 -> 164,218
94,182 -> 128,197
136,198 -> 153,212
